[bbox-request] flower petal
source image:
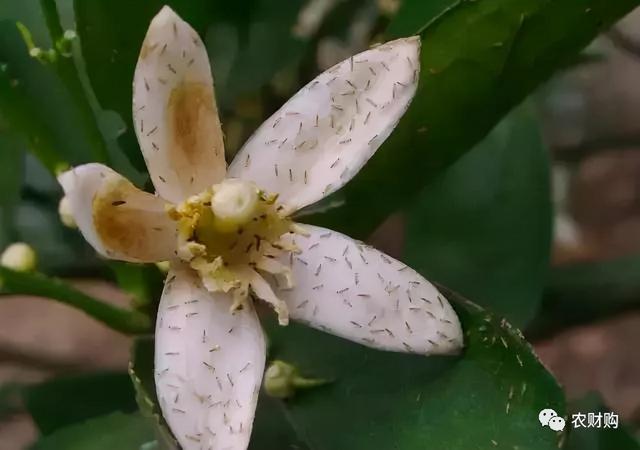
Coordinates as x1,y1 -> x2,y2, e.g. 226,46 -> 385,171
133,6 -> 226,204
155,265 -> 266,450
58,163 -> 176,263
273,225 -> 463,354
228,37 -> 420,212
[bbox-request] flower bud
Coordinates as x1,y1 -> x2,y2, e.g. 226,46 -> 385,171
1,242 -> 37,272
263,360 -> 329,399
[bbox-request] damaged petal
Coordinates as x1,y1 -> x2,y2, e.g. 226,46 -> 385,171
245,268 -> 290,325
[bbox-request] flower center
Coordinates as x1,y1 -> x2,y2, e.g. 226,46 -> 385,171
167,179 -> 302,324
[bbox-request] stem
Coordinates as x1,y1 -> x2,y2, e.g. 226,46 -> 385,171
292,376 -> 330,389
527,255 -> 640,339
0,267 -> 151,335
554,133 -> 640,164
39,0 -> 110,164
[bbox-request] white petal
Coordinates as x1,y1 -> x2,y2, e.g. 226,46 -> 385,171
274,225 -> 463,354
133,6 -> 226,204
58,163 -> 176,263
228,37 -> 420,212
155,265 -> 266,450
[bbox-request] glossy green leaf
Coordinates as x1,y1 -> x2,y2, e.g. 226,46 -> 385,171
30,412 -> 155,450
24,372 -> 137,435
405,105 -> 551,328
0,267 -> 151,334
385,0 -> 458,38
266,288 -> 565,450
304,0 -> 640,239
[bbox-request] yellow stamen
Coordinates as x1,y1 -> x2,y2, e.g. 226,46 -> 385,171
168,179 -> 303,324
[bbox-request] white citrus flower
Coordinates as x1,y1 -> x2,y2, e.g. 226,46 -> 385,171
58,6 -> 463,450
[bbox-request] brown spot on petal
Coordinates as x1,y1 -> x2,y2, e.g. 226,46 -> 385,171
167,82 -> 225,194
92,178 -> 176,262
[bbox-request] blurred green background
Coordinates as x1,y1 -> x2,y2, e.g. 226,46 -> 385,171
0,0 -> 640,449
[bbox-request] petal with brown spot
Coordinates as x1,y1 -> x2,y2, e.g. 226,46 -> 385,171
58,163 -> 177,263
133,6 -> 226,204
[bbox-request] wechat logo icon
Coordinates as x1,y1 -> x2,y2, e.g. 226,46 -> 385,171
539,408 -> 565,432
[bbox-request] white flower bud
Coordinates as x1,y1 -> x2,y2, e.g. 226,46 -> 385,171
1,242 -> 37,272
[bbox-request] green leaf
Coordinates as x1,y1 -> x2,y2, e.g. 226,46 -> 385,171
248,395 -> 311,450
205,0 -> 307,109
303,0 -> 640,239
265,288 -> 566,450
30,412 -> 155,450
0,3 -> 108,172
23,372 -> 138,436
0,21 -> 67,173
0,267 -> 152,334
0,382 -> 22,421
0,133 -> 24,208
566,394 -> 640,450
404,105 -> 551,328
385,0 -> 459,38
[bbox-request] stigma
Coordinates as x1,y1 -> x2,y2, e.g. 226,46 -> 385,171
167,179 -> 304,324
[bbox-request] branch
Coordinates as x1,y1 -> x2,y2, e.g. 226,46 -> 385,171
0,267 -> 151,335
527,255 -> 640,339
553,133 -> 640,163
